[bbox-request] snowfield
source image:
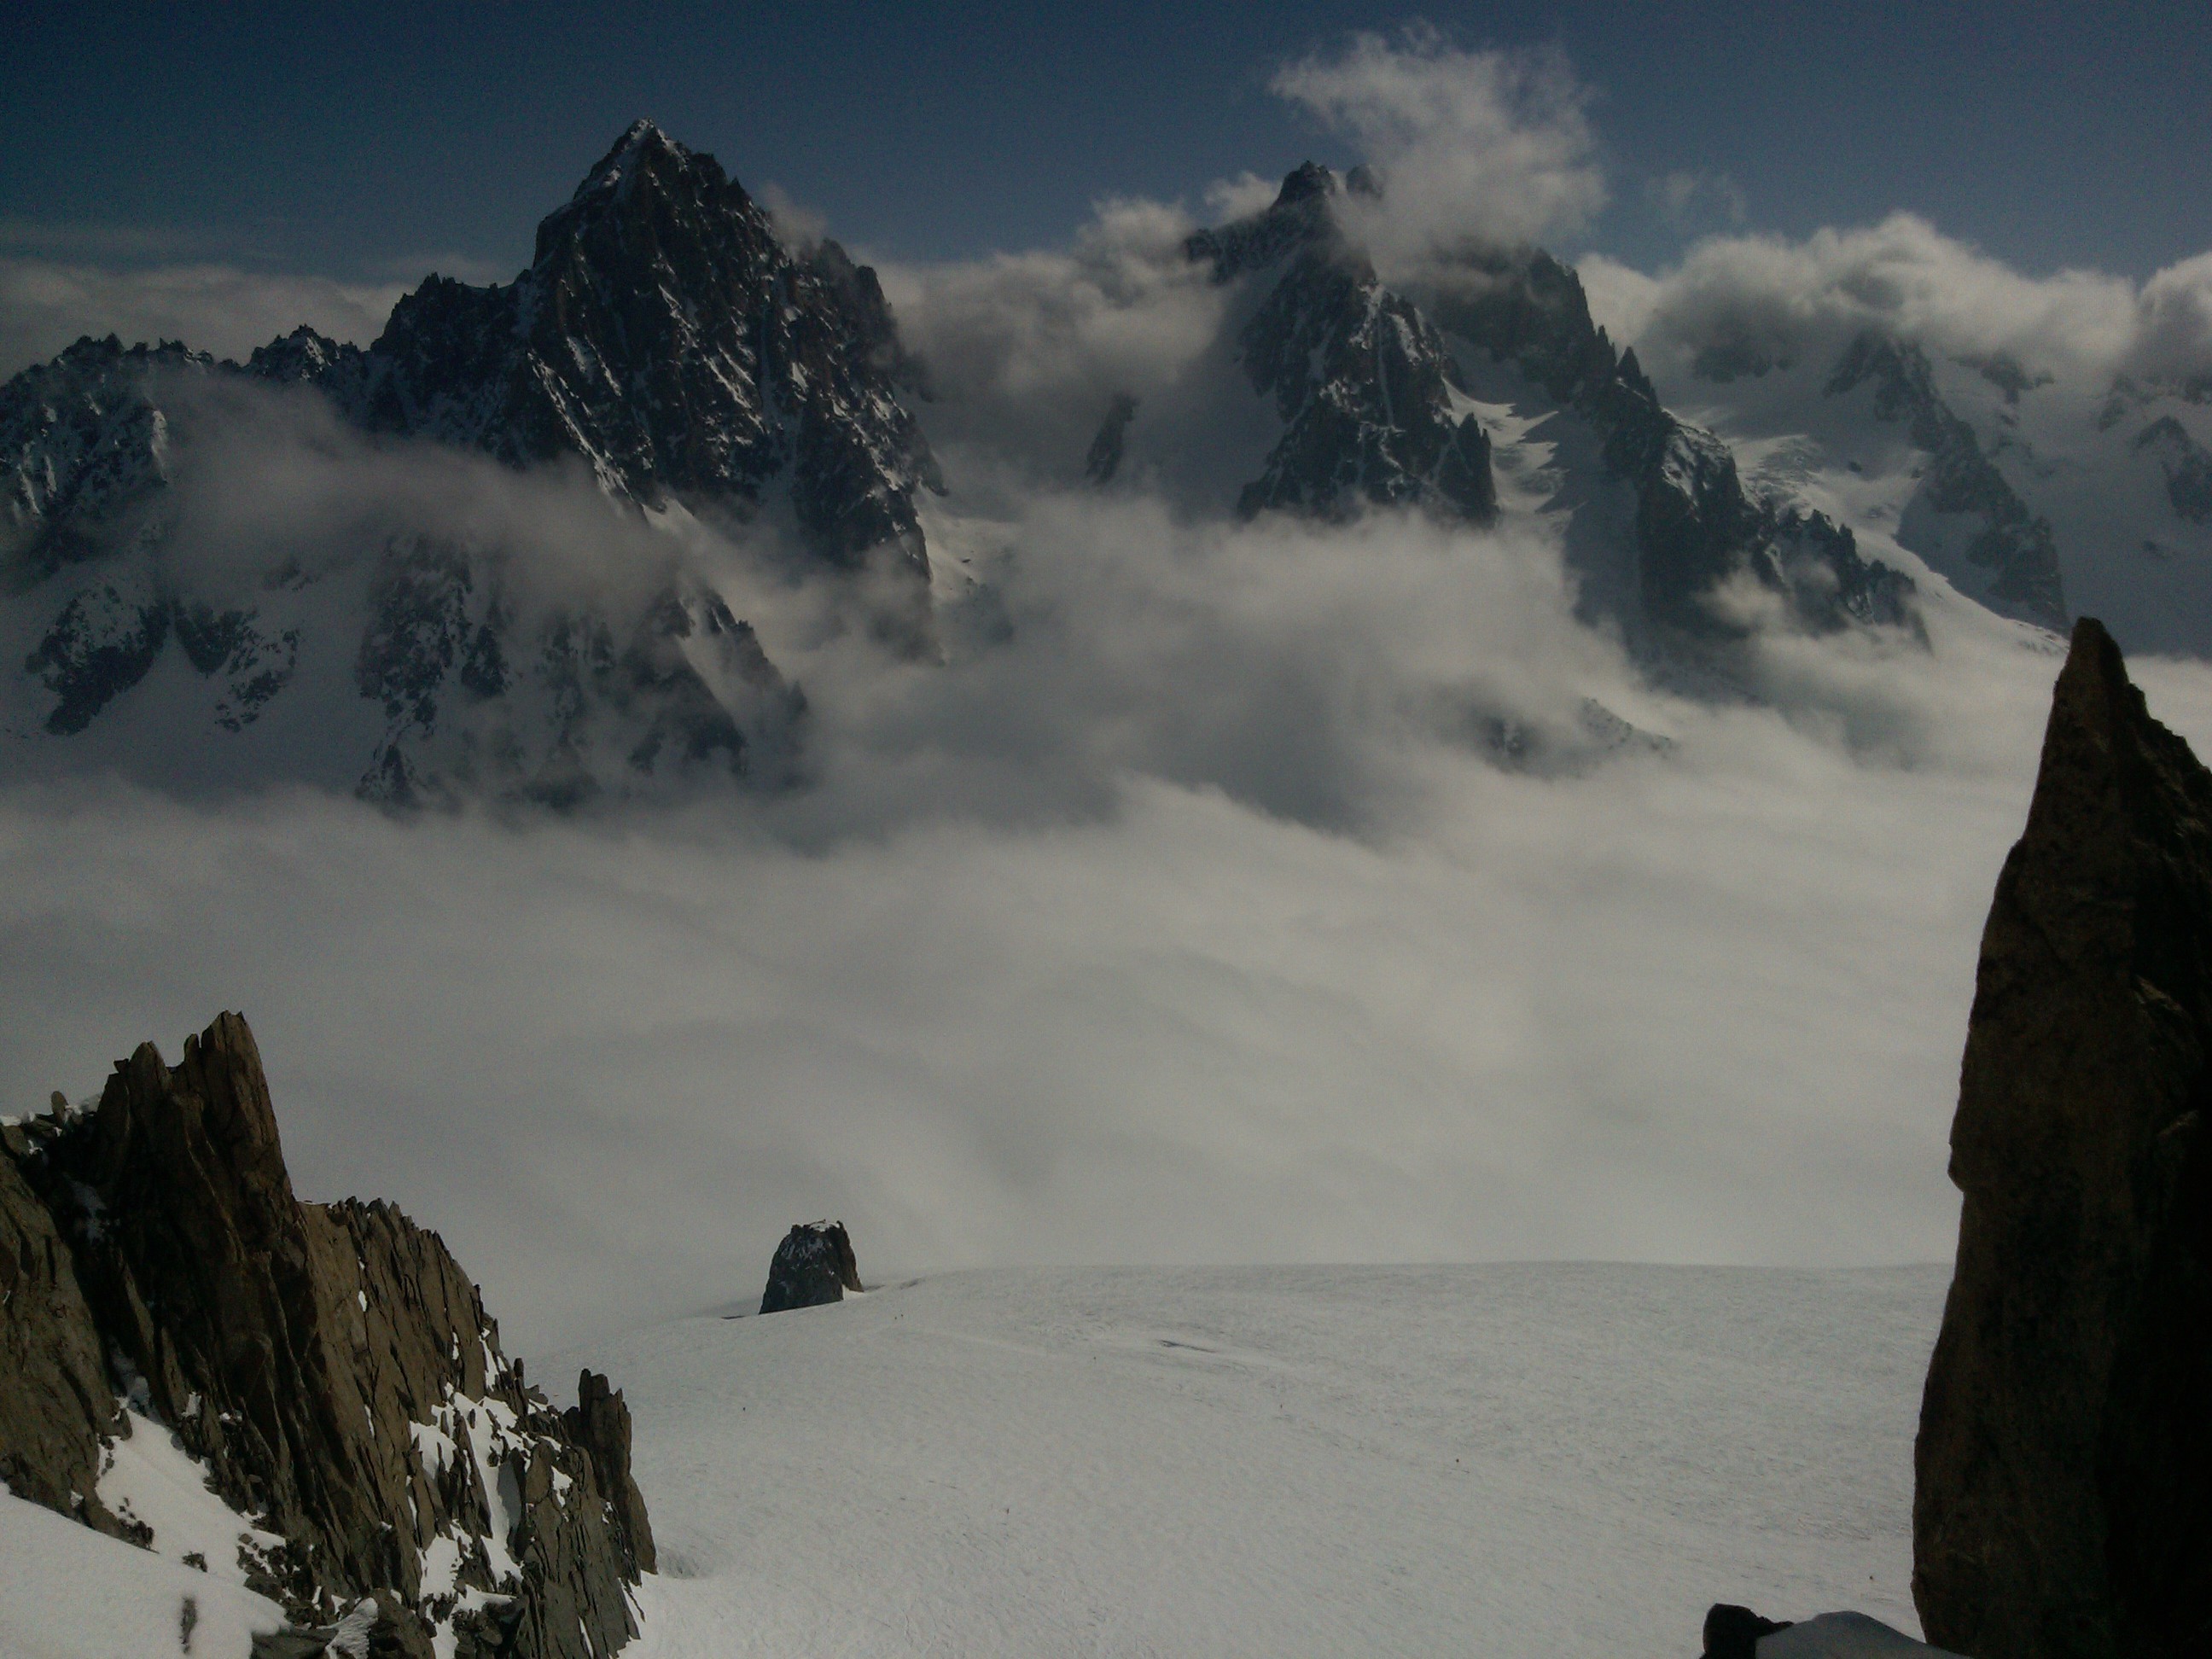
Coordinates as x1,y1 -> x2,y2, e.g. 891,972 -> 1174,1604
558,1262 -> 1952,1658
0,1260 -> 1953,1656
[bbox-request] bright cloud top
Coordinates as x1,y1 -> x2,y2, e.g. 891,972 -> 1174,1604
1585,213 -> 2212,393
1272,26 -> 1607,271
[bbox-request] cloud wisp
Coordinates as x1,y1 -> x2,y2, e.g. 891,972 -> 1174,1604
1582,213 -> 2212,399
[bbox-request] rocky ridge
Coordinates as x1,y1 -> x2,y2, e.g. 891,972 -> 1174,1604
1914,617 -> 2212,1658
259,121 -> 941,580
1184,164 -> 1498,526
1167,166 -> 1915,640
0,1012 -> 654,1658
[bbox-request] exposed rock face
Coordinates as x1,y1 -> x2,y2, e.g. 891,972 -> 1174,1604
1085,392 -> 1138,486
565,1371 -> 656,1575
274,120 -> 941,580
0,1108 -> 133,1541
1914,617 -> 2212,1659
760,1220 -> 863,1314
0,335 -> 211,578
2134,415 -> 2212,525
0,1013 -> 654,1659
1185,166 -> 1497,527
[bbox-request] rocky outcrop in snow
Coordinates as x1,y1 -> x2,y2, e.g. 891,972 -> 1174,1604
1914,618 -> 2212,1659
759,1220 -> 864,1314
0,1012 -> 653,1659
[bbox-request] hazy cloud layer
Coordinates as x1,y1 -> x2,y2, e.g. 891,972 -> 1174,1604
0,257 -> 405,376
1581,213 -> 2212,395
9,44 -> 2212,1366
10,375 -> 2212,1351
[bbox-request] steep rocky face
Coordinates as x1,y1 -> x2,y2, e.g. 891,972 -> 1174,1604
0,342 -> 806,801
1186,166 -> 1497,527
1825,333 -> 2067,630
565,1371 -> 656,1577
760,1220 -> 863,1314
1913,618 -> 2212,1659
0,1013 -> 655,1659
0,1104 -> 133,1542
1085,392 -> 1138,486
1179,174 -> 1912,638
0,335 -> 211,579
1428,247 -> 1917,637
350,547 -> 803,812
269,120 -> 940,580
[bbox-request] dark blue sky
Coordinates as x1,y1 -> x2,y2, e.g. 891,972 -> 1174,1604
5,1 -> 2207,282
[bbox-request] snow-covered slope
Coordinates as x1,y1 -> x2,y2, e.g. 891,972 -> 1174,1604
1645,325 -> 2212,656
544,1261 -> 1948,1658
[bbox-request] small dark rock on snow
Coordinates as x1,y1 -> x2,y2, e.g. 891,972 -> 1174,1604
760,1220 -> 863,1313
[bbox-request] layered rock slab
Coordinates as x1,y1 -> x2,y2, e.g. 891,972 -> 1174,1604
1914,617 -> 2212,1658
0,1011 -> 653,1659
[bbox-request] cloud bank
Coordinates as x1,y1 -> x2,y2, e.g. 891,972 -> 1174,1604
8,38 -> 2212,1365
12,370 -> 2212,1352
1583,214 -> 2212,397
1272,26 -> 1607,276
0,256 -> 405,376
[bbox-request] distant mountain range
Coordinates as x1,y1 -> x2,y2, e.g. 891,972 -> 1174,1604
3,119 -> 2205,803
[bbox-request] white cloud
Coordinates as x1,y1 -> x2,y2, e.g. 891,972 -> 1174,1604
1271,26 -> 1607,272
12,72 -> 2212,1366
0,256 -> 405,375
1592,212 -> 2209,393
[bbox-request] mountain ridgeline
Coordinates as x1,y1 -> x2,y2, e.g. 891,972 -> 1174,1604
0,124 -> 1964,804
0,122 -> 929,804
1164,161 -> 1917,638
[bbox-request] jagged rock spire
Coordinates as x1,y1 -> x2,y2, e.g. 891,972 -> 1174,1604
1914,618 -> 2212,1659
0,1012 -> 656,1657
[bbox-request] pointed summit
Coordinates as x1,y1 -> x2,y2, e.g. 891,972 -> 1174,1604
569,117 -> 699,204
1273,160 -> 1339,207
344,122 -> 938,585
